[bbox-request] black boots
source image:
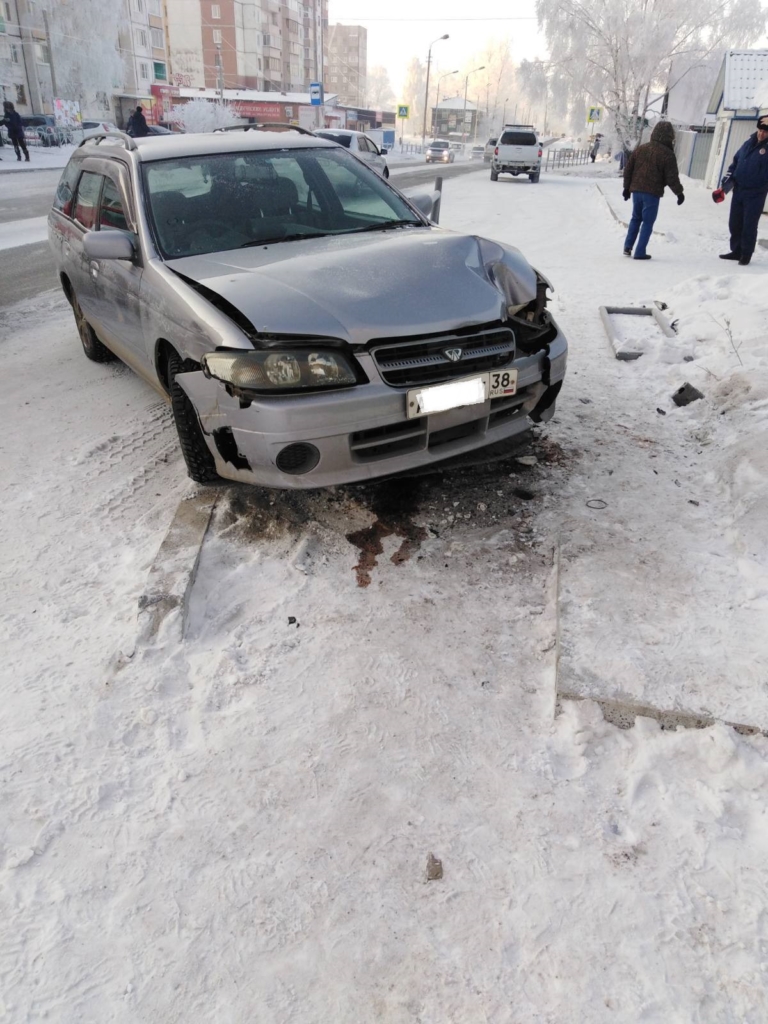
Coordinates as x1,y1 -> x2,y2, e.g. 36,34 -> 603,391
719,252 -> 741,260
738,255 -> 751,265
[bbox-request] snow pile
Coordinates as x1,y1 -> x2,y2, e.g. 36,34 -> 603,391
660,274 -> 768,569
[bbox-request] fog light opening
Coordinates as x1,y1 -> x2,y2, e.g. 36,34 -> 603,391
275,442 -> 320,475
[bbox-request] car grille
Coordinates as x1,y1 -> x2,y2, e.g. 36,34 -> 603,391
370,328 -> 515,387
349,387 -> 533,462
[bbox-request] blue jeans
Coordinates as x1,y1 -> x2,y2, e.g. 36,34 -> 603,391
624,191 -> 660,257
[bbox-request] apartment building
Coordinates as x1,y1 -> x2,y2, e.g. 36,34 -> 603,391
327,24 -> 366,107
0,1 -> 31,112
0,0 -> 169,123
165,0 -> 327,94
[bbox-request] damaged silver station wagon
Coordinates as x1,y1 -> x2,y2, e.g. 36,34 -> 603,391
48,127 -> 567,488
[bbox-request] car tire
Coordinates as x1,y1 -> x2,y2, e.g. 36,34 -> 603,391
490,170 -> 499,181
529,172 -> 540,183
71,291 -> 115,363
167,349 -> 221,484
383,166 -> 389,179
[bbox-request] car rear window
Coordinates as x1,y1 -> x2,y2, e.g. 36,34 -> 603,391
500,131 -> 537,146
317,132 -> 352,148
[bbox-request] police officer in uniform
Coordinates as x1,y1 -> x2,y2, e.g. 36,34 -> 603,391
713,115 -> 768,266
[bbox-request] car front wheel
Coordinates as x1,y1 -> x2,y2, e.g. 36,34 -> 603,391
167,349 -> 221,484
383,166 -> 389,179
71,291 -> 115,363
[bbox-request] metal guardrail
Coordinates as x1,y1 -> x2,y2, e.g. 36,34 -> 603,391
543,146 -> 592,171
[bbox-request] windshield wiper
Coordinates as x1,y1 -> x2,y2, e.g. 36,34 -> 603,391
240,232 -> 330,247
348,219 -> 423,234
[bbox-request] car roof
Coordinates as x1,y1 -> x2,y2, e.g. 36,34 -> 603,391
79,129 -> 339,163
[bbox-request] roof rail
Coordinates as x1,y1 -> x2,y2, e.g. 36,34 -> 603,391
213,122 -> 316,136
77,129 -> 137,151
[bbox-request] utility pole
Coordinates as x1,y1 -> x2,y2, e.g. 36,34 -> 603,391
462,65 -> 484,148
41,8 -> 58,100
421,33 -> 448,153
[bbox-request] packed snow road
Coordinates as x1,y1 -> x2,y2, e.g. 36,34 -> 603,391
2,164 -> 768,1022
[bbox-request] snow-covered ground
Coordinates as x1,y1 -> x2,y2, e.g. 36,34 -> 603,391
0,144 -> 75,174
2,167 -> 768,1022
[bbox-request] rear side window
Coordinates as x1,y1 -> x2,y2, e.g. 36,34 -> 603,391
100,178 -> 128,231
53,161 -> 81,217
500,131 -> 537,146
74,171 -> 103,230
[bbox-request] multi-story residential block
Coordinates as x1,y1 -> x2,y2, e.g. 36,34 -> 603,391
116,0 -> 170,126
164,0 -> 327,94
326,24 -> 366,107
0,1 -> 31,112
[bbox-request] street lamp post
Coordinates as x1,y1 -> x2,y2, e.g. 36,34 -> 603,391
462,65 -> 485,148
433,69 -> 458,138
421,33 -> 449,153
501,97 -> 509,126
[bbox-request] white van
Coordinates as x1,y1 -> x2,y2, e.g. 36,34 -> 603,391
491,125 -> 542,183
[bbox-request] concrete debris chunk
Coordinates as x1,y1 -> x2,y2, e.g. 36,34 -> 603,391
515,455 -> 538,466
672,383 -> 704,407
426,852 -> 443,881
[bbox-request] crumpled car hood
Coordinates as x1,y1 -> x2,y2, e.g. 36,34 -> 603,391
166,228 -> 538,347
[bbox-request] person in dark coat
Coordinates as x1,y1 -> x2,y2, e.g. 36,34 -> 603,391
590,133 -> 602,162
621,121 -> 684,260
713,115 -> 768,266
126,105 -> 149,138
1,101 -> 29,162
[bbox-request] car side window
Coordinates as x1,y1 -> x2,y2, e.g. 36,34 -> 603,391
53,162 -> 81,218
99,178 -> 129,231
74,171 -> 104,230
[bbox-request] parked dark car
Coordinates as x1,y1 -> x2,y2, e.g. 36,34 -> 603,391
21,114 -> 62,146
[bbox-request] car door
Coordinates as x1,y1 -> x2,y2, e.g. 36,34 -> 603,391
362,136 -> 386,174
69,169 -> 104,322
87,168 -> 149,374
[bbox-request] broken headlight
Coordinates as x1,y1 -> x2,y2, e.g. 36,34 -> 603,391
201,349 -> 358,392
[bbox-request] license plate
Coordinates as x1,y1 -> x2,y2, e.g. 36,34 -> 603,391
488,368 -> 518,398
406,369 -> 518,419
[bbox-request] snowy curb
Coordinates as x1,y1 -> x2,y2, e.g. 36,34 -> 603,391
595,183 -> 665,237
136,488 -> 220,644
556,692 -> 768,738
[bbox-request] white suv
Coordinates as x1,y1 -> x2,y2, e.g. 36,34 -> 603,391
491,125 -> 542,183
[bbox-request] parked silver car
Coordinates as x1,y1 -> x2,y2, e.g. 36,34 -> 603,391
314,128 -> 389,178
48,129 -> 567,489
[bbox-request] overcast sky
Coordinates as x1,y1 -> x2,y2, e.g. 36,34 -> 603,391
329,0 -> 548,99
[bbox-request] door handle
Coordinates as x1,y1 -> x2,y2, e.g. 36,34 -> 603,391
89,260 -> 100,280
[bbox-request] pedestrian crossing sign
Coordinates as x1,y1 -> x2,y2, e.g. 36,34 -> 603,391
588,107 -> 602,123
397,104 -> 410,119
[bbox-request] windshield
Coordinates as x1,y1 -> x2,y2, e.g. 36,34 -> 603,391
143,147 -> 422,259
430,141 -> 449,149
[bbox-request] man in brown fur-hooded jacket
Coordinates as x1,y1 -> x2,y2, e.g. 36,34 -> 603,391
621,121 -> 684,260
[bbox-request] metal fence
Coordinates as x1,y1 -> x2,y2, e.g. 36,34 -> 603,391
0,125 -> 78,148
543,146 -> 593,170
674,130 -> 713,181
543,147 -> 592,171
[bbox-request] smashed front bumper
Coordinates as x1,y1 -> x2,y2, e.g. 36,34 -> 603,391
178,327 -> 567,489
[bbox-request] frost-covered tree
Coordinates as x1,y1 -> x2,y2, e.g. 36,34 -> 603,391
169,99 -> 236,133
525,0 -> 767,145
366,66 -> 396,110
401,57 -> 427,133
48,0 -> 126,111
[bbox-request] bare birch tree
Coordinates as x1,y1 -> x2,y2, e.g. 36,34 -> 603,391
524,0 -> 766,145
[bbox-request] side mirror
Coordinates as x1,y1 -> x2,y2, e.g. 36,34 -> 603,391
380,147 -> 388,155
83,230 -> 135,261
408,192 -> 434,218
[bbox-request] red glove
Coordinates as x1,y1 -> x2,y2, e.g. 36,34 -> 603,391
712,189 -> 725,204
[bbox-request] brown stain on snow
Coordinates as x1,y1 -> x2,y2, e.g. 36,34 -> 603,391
346,518 -> 428,587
